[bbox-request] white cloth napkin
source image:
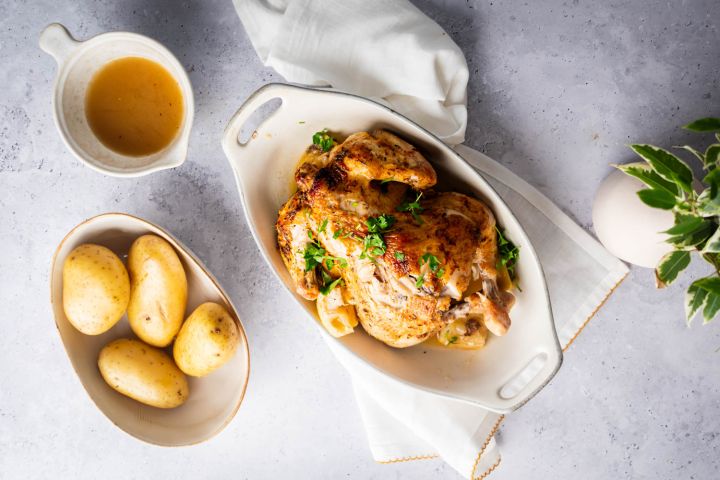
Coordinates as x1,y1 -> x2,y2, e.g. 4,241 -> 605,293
233,1 -> 629,478
233,0 -> 469,145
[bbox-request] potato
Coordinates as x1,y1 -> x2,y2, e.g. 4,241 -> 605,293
98,338 -> 189,408
62,243 -> 130,335
127,234 -> 187,347
173,302 -> 240,377
316,286 -> 358,338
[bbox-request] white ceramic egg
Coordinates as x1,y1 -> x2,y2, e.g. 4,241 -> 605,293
592,164 -> 674,268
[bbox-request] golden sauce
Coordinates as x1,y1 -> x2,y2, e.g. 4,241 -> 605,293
85,57 -> 184,156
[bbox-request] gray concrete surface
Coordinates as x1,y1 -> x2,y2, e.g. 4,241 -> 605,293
1,0 -> 719,478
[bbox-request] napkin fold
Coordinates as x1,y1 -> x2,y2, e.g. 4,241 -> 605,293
233,1 -> 628,478
233,0 -> 469,145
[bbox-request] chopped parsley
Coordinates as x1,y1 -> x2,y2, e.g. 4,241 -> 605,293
397,192 -> 424,224
303,238 -> 347,295
319,219 -> 329,234
367,214 -> 395,233
360,214 -> 395,260
496,227 -> 520,279
319,269 -> 344,295
415,253 -> 444,289
303,241 -> 326,272
394,251 -> 406,261
420,252 -> 445,278
312,129 -> 335,152
447,335 -> 459,345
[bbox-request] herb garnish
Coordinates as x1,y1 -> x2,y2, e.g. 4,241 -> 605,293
447,335 -> 459,345
415,253 -> 444,288
302,237 -> 347,295
394,251 -> 406,261
496,227 -> 520,279
360,214 -> 395,260
420,252 -> 445,278
397,192 -> 424,224
319,219 -> 328,234
312,129 -> 335,152
319,269 -> 344,295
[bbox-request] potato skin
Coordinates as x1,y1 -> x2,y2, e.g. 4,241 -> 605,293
127,235 -> 188,347
173,302 -> 240,377
62,244 -> 130,335
98,338 -> 189,408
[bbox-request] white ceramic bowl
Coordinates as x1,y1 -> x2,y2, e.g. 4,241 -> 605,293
50,213 -> 250,445
39,23 -> 194,177
222,83 -> 562,413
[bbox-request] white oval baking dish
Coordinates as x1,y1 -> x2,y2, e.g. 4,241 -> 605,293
222,83 -> 561,413
50,213 -> 250,445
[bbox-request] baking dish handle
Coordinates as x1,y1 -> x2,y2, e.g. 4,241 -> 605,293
221,83 -> 296,160
495,341 -> 563,412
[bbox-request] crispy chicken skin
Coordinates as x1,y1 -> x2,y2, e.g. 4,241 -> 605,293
276,130 -> 514,348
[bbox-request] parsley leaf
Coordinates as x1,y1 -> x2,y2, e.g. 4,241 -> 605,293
367,214 -> 395,233
319,269 -> 344,295
360,215 -> 395,260
420,252 -> 444,276
415,253 -> 444,288
394,251 -> 405,261
303,239 -> 347,272
397,192 -> 424,224
319,219 -> 328,234
447,335 -> 459,345
303,241 -> 326,272
496,227 -> 520,279
312,129 -> 335,152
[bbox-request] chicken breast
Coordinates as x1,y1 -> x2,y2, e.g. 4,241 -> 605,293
276,130 -> 514,348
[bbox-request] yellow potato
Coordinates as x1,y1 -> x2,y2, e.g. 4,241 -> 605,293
316,287 -> 358,338
127,234 -> 187,347
173,302 -> 240,377
98,338 -> 189,408
62,243 -> 130,335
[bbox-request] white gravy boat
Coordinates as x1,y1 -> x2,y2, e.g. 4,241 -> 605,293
39,23 -> 194,177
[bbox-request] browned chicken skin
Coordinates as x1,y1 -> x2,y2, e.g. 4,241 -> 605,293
276,130 -> 514,348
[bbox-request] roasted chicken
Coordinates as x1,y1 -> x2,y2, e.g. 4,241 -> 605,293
276,130 -> 515,348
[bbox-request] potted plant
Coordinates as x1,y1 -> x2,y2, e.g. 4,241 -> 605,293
617,117 -> 720,324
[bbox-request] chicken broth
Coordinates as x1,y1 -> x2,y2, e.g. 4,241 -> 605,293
85,57 -> 183,156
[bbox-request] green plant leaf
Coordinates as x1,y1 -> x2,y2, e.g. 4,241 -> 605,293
704,167 -> 720,199
615,164 -> 678,196
676,145 -> 706,164
705,144 -> 720,166
683,117 -> 720,132
687,277 -> 720,324
630,144 -> 694,193
701,227 -> 720,253
663,215 -> 705,235
697,190 -> 720,217
655,250 -> 690,285
667,221 -> 715,249
636,188 -> 676,210
686,280 -> 709,324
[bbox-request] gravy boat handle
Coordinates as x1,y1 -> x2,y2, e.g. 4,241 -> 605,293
39,23 -> 80,64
